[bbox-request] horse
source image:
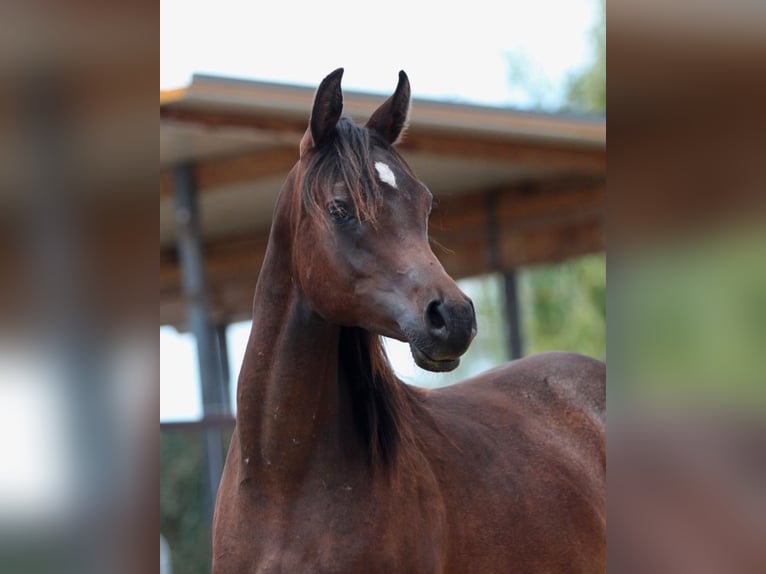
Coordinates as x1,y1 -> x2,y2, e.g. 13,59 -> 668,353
212,68 -> 606,573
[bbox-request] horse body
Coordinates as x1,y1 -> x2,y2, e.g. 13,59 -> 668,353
212,69 -> 605,573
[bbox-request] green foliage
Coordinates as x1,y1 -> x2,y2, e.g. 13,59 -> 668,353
520,254 -> 606,359
504,0 -> 605,114
160,431 -> 210,574
565,0 -> 606,113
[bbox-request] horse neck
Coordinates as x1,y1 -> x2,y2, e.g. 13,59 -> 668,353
235,182 -> 360,483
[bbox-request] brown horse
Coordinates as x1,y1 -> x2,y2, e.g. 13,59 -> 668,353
212,69 -> 605,573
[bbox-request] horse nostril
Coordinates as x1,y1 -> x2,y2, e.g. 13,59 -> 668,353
426,299 -> 446,331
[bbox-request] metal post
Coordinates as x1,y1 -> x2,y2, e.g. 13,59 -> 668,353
215,323 -> 231,412
486,190 -> 524,360
172,164 -> 227,519
503,270 -> 524,360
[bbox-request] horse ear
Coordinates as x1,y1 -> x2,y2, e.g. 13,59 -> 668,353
366,70 -> 411,145
301,68 -> 344,155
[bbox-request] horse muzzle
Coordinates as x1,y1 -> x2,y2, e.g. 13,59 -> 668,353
407,296 -> 477,372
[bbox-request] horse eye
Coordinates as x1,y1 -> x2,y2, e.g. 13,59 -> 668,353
327,200 -> 353,223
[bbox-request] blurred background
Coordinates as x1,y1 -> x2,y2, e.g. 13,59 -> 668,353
160,0 -> 605,571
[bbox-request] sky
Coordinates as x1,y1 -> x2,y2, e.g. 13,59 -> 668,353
160,0 -> 600,421
161,0 -> 598,107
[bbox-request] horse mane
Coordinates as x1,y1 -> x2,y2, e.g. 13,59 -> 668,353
339,326 -> 422,469
301,117 -> 409,225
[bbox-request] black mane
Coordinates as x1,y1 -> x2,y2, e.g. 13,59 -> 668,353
338,327 -> 421,469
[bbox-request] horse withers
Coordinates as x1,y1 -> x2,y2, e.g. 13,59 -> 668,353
212,68 -> 605,573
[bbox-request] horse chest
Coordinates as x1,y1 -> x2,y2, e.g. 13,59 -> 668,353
216,475 -> 446,574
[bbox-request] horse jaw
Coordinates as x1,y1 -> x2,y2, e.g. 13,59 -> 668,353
409,343 -> 461,372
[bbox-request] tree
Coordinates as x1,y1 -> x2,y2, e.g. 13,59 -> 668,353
566,0 -> 606,113
160,431 -> 211,574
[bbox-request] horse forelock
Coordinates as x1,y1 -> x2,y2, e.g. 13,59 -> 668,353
300,117 -> 406,226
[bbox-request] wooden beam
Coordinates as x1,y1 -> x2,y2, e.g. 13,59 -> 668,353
431,177 -> 605,233
400,131 -> 605,173
160,146 -> 298,197
195,147 -> 297,191
431,216 -> 605,278
161,232 -> 269,327
161,106 -> 306,136
160,233 -> 270,304
160,106 -> 309,134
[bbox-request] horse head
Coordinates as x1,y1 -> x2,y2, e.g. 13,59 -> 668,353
288,68 -> 476,372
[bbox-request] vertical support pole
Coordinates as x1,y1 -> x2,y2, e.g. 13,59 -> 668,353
486,190 -> 524,360
215,323 -> 231,413
503,270 -> 524,360
172,164 -> 227,521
